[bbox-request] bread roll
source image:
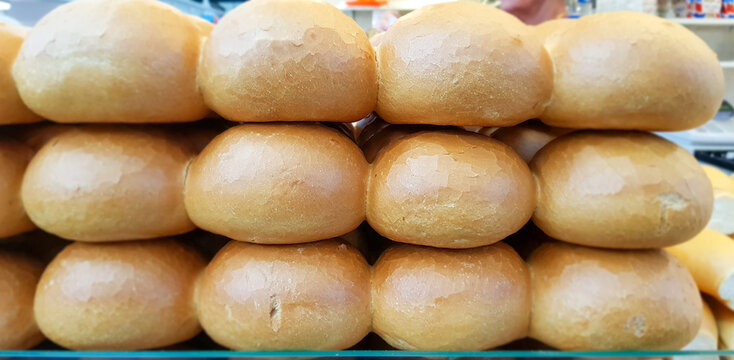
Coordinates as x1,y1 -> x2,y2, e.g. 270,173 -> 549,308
667,228 -> 734,310
13,123 -> 74,152
0,252 -> 44,350
710,297 -> 734,350
21,126 -> 195,241
679,297 -> 717,355
197,239 -> 371,350
34,239 -> 204,350
701,165 -> 734,234
12,0 -> 210,123
491,120 -> 574,163
376,1 -> 552,127
199,0 -> 377,123
529,242 -> 702,350
0,24 -> 41,125
367,130 -> 536,248
185,123 -> 368,244
540,12 -> 724,131
0,137 -> 35,238
533,18 -> 574,46
531,131 -> 713,249
371,242 -> 530,350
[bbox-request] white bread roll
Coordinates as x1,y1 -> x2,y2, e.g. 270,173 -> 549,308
0,24 -> 41,125
185,123 -> 368,244
710,297 -> 734,350
540,12 -> 724,131
529,242 -> 702,350
491,120 -> 574,163
372,242 -> 530,350
531,131 -> 713,249
0,137 -> 35,239
197,239 -> 371,350
0,252 -> 44,350
12,0 -> 211,123
376,1 -> 552,127
21,126 -> 195,241
667,228 -> 734,310
701,165 -> 734,234
367,130 -> 536,248
679,297 -> 718,357
34,239 -> 205,350
199,0 -> 377,123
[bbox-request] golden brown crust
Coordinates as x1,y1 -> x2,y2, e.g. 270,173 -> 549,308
12,0 -> 210,123
185,123 -> 368,244
0,24 -> 41,125
199,0 -> 377,123
367,130 -> 536,248
0,138 -> 35,238
491,120 -> 574,163
528,242 -> 702,350
196,239 -> 372,350
21,126 -> 195,241
531,131 -> 713,249
0,252 -> 44,350
376,1 -> 552,127
34,239 -> 205,350
372,242 -> 530,350
540,12 -> 724,131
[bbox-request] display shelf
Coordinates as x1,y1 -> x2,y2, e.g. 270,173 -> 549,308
671,18 -> 734,26
2,350 -> 734,358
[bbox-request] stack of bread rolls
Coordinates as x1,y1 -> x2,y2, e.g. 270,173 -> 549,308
0,0 -> 727,353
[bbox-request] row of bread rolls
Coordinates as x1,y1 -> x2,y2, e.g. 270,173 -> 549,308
1,122 -> 713,250
1,0 -> 724,130
1,235 -> 705,351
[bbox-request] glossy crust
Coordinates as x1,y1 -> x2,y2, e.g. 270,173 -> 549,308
0,252 -> 44,350
491,120 -> 574,163
21,126 -> 195,241
12,0 -> 211,123
367,130 -> 536,248
199,0 -> 377,123
528,242 -> 702,350
34,239 -> 205,350
196,240 -> 372,350
372,242 -> 530,350
0,137 -> 35,238
185,123 -> 368,244
0,24 -> 41,125
531,131 -> 713,249
540,12 -> 724,131
376,1 -> 552,126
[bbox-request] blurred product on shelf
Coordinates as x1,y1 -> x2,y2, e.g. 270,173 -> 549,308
680,298 -> 718,353
701,165 -> 734,234
491,120 -> 574,163
185,123 -> 368,244
531,131 -> 713,249
501,0 -> 567,24
367,130 -> 536,248
0,251 -> 43,350
710,295 -> 734,349
197,240 -> 371,350
528,242 -> 702,350
0,23 -> 40,125
667,228 -> 734,310
0,137 -> 35,238
11,0 -> 212,123
375,1 -> 552,127
33,239 -> 205,350
539,12 -> 725,131
21,126 -> 196,241
371,242 -> 530,350
198,0 -> 377,123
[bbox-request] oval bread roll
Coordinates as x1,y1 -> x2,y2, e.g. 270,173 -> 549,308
529,242 -> 702,350
679,297 -> 717,354
491,120 -> 574,163
531,131 -> 713,249
701,165 -> 734,235
540,12 -> 724,131
21,126 -> 195,241
185,123 -> 368,244
34,239 -> 205,350
372,242 -> 530,350
0,252 -> 44,350
199,0 -> 377,123
197,239 -> 372,350
0,137 -> 35,238
12,0 -> 211,123
0,24 -> 41,125
376,1 -> 552,127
